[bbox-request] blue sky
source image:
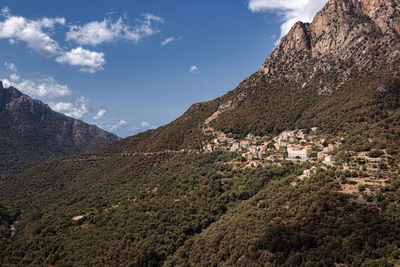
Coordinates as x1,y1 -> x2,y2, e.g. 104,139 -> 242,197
0,0 -> 327,137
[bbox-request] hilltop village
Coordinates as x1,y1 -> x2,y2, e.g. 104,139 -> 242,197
199,124 -> 395,191
203,128 -> 339,167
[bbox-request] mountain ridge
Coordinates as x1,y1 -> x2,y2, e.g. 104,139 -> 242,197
0,82 -> 119,175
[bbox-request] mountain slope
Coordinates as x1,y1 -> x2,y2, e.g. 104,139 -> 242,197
0,82 -> 119,175
166,168 -> 400,266
104,0 -> 399,154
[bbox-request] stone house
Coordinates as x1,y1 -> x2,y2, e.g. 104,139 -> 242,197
230,143 -> 240,152
240,140 -> 250,149
287,146 -> 312,160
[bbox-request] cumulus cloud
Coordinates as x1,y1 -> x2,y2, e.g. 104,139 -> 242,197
0,9 -> 65,56
56,47 -> 106,73
190,65 -> 200,74
93,108 -> 107,120
248,0 -> 327,40
66,13 -> 164,46
0,8 -> 164,74
2,76 -> 71,98
2,62 -> 71,97
50,97 -> 89,119
0,8 -> 103,74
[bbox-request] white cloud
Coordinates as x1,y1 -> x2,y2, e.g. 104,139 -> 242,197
93,108 -> 107,120
9,73 -> 19,81
4,62 -> 17,72
248,0 -> 327,40
0,9 -> 163,74
105,120 -> 127,131
161,37 -> 174,46
50,97 -> 89,119
0,10 -> 65,56
2,76 -> 71,98
2,62 -> 71,97
190,65 -> 200,74
161,36 -> 182,46
56,47 -> 106,73
141,121 -> 156,129
66,13 -> 164,46
141,121 -> 150,128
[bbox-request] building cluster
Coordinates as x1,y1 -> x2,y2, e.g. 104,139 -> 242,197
203,128 -> 338,167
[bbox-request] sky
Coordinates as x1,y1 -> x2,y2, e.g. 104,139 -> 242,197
0,0 -> 327,137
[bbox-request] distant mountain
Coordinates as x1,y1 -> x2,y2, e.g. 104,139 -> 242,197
0,81 -> 119,175
1,0 -> 400,266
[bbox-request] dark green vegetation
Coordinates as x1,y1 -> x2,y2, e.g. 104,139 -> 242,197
0,151 -> 300,265
0,82 -> 118,176
0,203 -> 19,260
166,168 -> 400,266
2,147 -> 400,265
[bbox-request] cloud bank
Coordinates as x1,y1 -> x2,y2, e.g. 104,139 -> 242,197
0,8 -> 164,73
2,63 -> 72,98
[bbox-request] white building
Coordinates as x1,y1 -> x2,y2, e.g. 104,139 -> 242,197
287,146 -> 312,160
230,143 -> 240,152
240,140 -> 250,149
324,155 -> 335,164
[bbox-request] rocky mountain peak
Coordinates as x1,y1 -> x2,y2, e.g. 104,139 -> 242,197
259,0 -> 399,94
0,82 -> 38,112
360,0 -> 400,35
